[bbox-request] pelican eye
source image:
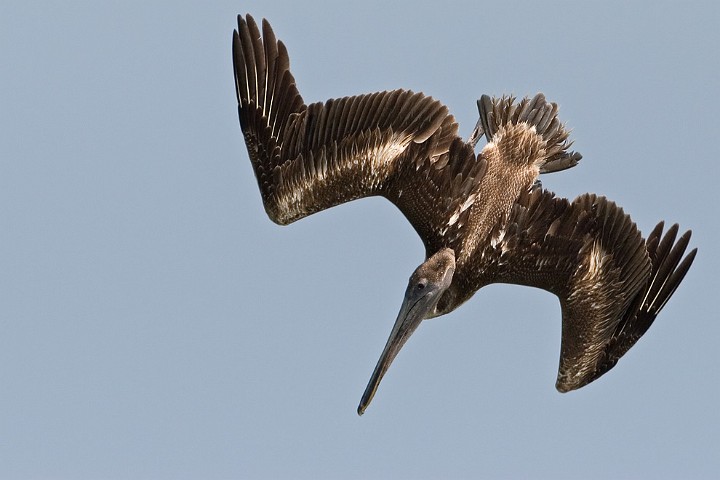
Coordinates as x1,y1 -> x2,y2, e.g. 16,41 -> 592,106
416,280 -> 427,290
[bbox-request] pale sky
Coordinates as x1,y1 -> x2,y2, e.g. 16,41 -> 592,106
1,1 -> 718,478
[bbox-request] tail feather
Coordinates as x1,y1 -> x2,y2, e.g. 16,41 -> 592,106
477,93 -> 582,174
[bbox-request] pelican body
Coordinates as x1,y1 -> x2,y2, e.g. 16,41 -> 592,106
232,15 -> 697,415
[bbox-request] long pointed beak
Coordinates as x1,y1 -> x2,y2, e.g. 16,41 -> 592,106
357,289 -> 434,415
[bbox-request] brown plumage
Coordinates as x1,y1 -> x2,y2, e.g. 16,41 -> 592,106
232,14 -> 697,415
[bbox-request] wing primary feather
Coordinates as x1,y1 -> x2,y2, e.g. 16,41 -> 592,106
655,247 -> 696,312
237,18 -> 257,106
647,229 -> 692,309
261,19 -> 278,117
642,224 -> 680,306
245,16 -> 266,117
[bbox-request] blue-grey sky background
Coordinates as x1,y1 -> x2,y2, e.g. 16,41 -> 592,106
1,1 -> 718,478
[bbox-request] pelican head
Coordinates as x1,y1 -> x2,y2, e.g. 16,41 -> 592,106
358,248 -> 456,415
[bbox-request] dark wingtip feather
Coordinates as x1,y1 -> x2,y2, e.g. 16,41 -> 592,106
653,237 -> 696,313
589,225 -> 696,386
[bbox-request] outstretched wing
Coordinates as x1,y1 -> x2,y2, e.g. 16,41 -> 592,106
487,188 -> 696,391
233,14 -> 486,250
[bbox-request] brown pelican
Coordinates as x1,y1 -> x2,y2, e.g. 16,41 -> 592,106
232,14 -> 697,415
